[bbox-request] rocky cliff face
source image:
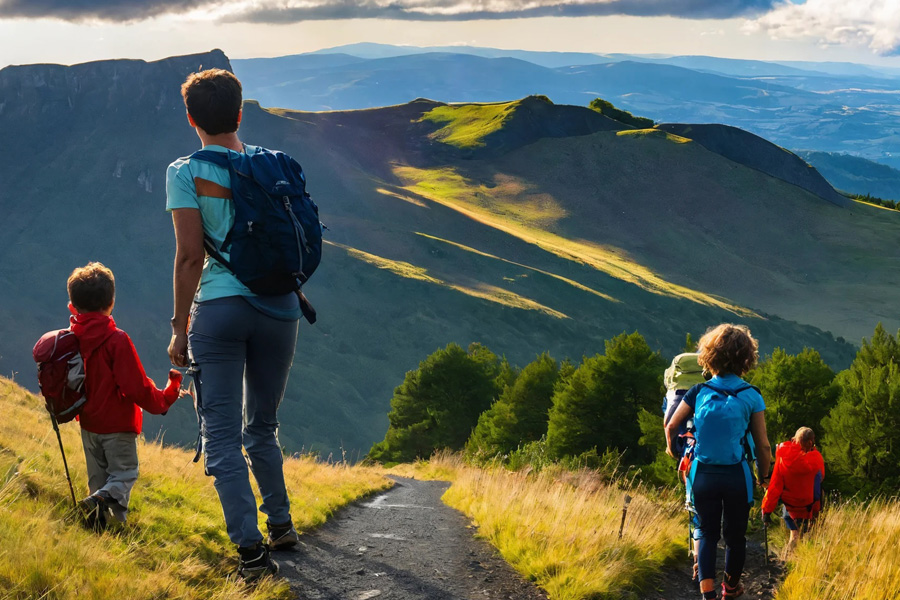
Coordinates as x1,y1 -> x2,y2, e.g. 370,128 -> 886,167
0,50 -> 230,121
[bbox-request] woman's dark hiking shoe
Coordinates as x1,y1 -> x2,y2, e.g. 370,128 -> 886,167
722,580 -> 744,599
237,543 -> 279,582
701,590 -> 718,600
267,519 -> 300,550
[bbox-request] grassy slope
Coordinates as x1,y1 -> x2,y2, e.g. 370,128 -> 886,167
0,59 -> 878,458
392,456 -> 683,599
427,125 -> 900,343
0,377 -> 390,599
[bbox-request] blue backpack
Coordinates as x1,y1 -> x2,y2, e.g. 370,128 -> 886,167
692,382 -> 758,468
190,146 -> 322,320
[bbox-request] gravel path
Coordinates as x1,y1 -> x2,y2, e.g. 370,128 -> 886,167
274,476 -> 548,600
639,534 -> 783,600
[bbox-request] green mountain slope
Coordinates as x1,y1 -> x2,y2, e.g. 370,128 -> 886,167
1,51 -> 895,456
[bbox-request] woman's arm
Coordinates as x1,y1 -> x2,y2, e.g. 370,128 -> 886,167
749,411 -> 772,483
168,208 -> 204,367
665,401 -> 693,457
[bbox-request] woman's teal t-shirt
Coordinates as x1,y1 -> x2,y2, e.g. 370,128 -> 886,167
165,144 -> 301,321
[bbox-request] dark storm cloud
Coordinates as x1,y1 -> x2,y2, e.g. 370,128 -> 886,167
0,0 -> 778,23
0,0 -> 208,21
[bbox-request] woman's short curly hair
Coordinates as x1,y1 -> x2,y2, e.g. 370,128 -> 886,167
697,323 -> 759,376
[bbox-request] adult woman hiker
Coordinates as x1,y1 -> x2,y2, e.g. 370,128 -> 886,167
665,324 -> 772,600
166,69 -> 304,581
762,427 -> 824,551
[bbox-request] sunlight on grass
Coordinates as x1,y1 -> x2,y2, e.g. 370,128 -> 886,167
394,455 -> 683,599
327,240 -> 443,284
776,498 -> 900,600
415,232 -> 619,303
419,102 -> 521,148
375,187 -> 429,208
395,166 -> 757,317
327,240 -> 569,319
616,129 -> 692,144
0,377 -> 389,600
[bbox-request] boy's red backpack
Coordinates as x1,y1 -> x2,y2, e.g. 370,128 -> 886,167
32,329 -> 88,423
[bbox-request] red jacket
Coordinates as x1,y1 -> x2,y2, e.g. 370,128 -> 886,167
70,312 -> 180,435
762,440 -> 825,519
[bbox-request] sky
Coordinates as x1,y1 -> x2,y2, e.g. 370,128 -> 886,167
1,0 -> 899,69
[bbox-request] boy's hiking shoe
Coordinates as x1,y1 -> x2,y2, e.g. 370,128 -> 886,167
237,543 -> 279,582
266,519 -> 300,550
78,495 -> 107,531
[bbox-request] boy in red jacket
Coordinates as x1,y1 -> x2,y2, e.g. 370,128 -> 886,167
67,262 -> 184,528
762,426 -> 825,549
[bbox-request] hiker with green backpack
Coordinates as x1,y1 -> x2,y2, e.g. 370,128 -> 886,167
662,352 -> 708,580
666,324 -> 772,600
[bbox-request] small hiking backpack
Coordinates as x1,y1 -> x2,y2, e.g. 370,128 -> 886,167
32,329 -> 88,423
189,146 -> 323,308
692,382 -> 759,466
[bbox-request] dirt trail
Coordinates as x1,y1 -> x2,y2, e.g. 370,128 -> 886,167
275,476 -> 548,600
640,533 -> 784,600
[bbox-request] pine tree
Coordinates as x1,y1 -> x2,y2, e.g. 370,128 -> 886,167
545,332 -> 665,462
747,348 -> 838,446
821,324 -> 900,494
368,342 -> 504,463
466,353 -> 559,459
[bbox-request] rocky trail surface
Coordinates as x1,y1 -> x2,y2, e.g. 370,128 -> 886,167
274,476 -> 548,600
639,533 -> 784,600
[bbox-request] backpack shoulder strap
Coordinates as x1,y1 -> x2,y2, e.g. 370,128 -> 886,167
189,149 -> 231,169
700,382 -> 757,397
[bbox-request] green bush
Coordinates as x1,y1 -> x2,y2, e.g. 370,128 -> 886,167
589,97 -> 655,129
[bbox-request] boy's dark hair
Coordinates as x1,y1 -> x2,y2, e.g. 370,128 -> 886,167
181,69 -> 242,135
67,262 -> 115,313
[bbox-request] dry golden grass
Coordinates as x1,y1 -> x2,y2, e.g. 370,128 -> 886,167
393,455 -> 684,599
776,498 -> 900,600
0,377 -> 390,600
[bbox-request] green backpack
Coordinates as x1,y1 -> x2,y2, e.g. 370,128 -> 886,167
664,353 -> 706,392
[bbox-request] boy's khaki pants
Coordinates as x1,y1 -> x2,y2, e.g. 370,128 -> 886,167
80,429 -> 138,522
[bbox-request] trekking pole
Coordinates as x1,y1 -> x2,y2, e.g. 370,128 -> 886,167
618,494 -> 632,539
762,512 -> 770,572
49,412 -> 78,510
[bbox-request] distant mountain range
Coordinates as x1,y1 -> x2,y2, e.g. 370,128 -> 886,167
1,50 -> 898,458
233,43 -> 900,173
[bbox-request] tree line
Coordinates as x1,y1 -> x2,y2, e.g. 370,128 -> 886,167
368,325 -> 900,495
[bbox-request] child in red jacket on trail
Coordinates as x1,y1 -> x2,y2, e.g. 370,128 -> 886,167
762,426 -> 825,549
67,262 -> 184,529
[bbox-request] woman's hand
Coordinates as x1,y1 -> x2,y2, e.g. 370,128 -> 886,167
666,445 -> 676,458
168,332 -> 189,367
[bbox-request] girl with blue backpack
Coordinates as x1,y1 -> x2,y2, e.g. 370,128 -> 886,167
665,324 -> 772,600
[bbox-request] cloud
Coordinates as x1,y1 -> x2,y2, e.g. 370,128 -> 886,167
227,0 -> 778,22
0,0 -> 207,21
0,0 -> 778,23
745,0 -> 900,55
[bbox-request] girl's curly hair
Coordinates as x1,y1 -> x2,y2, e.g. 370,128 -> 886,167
697,323 -> 759,376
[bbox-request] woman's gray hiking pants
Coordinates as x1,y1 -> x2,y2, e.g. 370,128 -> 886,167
189,296 -> 299,548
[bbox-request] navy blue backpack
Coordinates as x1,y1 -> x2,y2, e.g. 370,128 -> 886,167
190,146 -> 322,321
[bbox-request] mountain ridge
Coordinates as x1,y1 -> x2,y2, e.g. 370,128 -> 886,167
2,50 -> 896,457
